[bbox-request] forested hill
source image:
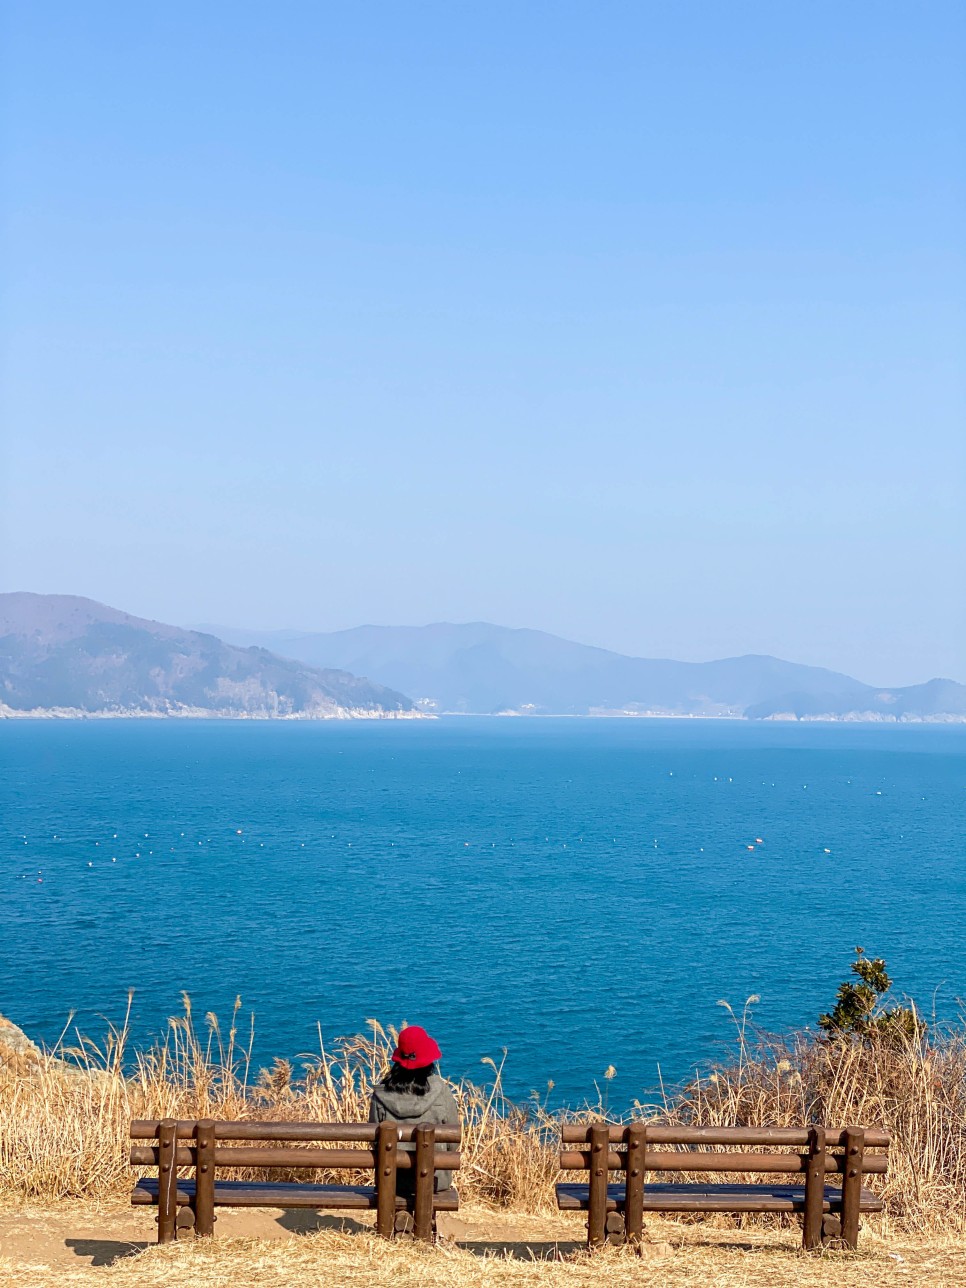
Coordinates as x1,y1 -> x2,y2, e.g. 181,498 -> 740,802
0,594 -> 416,718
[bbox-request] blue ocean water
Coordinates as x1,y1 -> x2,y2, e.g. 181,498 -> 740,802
2,718 -> 964,1108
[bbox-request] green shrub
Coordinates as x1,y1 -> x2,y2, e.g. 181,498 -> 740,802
818,947 -> 923,1040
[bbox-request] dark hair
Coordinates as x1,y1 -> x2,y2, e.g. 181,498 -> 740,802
380,1062 -> 436,1096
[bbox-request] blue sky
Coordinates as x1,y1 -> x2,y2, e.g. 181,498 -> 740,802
2,1 -> 963,685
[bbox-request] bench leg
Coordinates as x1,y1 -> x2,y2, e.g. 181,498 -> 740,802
841,1128 -> 865,1249
802,1125 -> 825,1251
413,1126 -> 435,1242
587,1123 -> 609,1249
375,1122 -> 399,1239
157,1119 -> 178,1245
624,1123 -> 646,1247
194,1119 -> 216,1238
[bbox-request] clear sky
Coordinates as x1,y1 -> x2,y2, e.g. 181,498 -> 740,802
2,2 -> 963,686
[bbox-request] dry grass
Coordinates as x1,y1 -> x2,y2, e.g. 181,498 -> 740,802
653,998 -> 966,1234
1,1211 -> 965,1288
0,999 -> 556,1211
2,995 -> 965,1240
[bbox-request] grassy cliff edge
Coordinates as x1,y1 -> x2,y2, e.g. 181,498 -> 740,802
2,1000 -> 963,1234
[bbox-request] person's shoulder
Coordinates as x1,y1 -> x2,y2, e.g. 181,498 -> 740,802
431,1074 -> 460,1104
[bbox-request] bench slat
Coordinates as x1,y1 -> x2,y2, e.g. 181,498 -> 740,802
559,1125 -> 890,1148
555,1181 -> 884,1214
558,1149 -> 887,1174
133,1178 -> 459,1212
130,1120 -> 461,1144
130,1144 -> 459,1170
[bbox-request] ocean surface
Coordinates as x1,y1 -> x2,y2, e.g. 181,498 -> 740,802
2,718 -> 964,1109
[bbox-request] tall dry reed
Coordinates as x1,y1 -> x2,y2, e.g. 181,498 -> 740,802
1,996 -> 963,1233
656,998 -> 966,1233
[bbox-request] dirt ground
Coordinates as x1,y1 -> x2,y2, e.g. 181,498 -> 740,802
0,1201 -> 963,1288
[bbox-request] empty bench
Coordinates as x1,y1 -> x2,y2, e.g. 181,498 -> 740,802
130,1118 -> 460,1244
557,1124 -> 889,1250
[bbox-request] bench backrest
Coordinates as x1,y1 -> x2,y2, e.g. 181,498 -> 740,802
131,1118 -> 461,1157
559,1123 -> 890,1247
559,1123 -> 889,1175
130,1118 -> 461,1241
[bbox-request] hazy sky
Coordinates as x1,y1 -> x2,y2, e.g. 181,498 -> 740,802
2,2 -> 964,685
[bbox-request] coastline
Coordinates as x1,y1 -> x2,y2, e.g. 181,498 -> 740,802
0,704 -> 431,721
433,710 -> 966,724
1,705 -> 963,723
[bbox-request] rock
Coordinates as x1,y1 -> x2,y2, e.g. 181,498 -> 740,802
0,1012 -> 44,1079
0,1012 -> 106,1084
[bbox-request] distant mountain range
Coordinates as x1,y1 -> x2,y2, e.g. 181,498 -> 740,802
0,594 -> 416,718
2,594 -> 961,721
197,621 -> 966,722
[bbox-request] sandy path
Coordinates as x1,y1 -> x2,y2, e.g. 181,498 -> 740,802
0,1202 -> 591,1277
1,1201 -> 963,1287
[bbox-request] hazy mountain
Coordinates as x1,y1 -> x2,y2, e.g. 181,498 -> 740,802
193,621 -> 966,720
0,594 -> 416,718
744,677 -> 966,721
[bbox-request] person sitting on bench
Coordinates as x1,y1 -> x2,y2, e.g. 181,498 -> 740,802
369,1025 -> 459,1199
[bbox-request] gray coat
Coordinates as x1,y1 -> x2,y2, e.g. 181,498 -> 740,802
368,1073 -> 460,1191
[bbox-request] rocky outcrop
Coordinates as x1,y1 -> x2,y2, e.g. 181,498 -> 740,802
0,1013 -> 45,1080
0,1013 -> 103,1084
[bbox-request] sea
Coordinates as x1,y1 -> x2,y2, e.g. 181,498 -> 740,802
2,717 -> 964,1110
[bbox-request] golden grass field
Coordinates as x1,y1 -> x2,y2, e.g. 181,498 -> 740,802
2,1201 -> 965,1288
1,999 -> 964,1284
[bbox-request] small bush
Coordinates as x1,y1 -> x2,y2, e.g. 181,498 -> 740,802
818,947 -> 924,1041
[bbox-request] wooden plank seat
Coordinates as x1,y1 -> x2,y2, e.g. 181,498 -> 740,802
130,1118 -> 460,1245
556,1180 -> 885,1212
557,1123 -> 890,1250
133,1177 -> 460,1210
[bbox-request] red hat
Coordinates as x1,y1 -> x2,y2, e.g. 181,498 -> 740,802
391,1026 -> 441,1070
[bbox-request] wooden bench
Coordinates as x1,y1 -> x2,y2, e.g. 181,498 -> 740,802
130,1118 -> 460,1244
557,1124 -> 889,1250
